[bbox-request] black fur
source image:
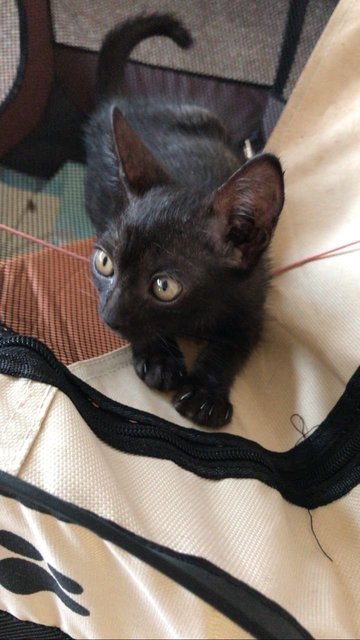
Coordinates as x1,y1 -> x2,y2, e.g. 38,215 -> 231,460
85,13 -> 285,428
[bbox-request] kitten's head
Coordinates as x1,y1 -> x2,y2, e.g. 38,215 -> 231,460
90,108 -> 284,343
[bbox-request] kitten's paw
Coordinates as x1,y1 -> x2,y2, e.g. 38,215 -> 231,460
172,383 -> 232,428
134,353 -> 186,391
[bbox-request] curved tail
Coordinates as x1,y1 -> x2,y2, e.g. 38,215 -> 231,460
96,13 -> 192,101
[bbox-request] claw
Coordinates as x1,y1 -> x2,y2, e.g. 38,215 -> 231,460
178,390 -> 193,402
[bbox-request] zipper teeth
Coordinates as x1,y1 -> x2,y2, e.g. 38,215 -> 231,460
99,416 -> 360,485
2,335 -> 359,485
88,384 -> 353,479
2,335 -> 62,372
100,420 -> 272,467
2,335 -> 267,465
91,388 -> 359,474
295,440 -> 360,487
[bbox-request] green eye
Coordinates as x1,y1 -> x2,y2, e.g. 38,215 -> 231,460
94,249 -> 114,277
152,275 -> 182,302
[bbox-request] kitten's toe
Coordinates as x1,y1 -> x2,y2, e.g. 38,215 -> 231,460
134,355 -> 186,391
173,384 -> 232,428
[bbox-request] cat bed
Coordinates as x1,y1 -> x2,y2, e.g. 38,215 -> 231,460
1,0 -> 359,638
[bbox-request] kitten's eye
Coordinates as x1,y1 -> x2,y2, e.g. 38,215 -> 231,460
94,249 -> 114,277
152,276 -> 182,302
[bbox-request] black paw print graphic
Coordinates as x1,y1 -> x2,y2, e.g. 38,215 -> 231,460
0,530 -> 89,616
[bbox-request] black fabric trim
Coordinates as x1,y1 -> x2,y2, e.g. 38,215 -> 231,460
0,0 -> 28,116
0,333 -> 360,509
273,0 -> 310,96
0,609 -> 72,639
0,473 -> 313,640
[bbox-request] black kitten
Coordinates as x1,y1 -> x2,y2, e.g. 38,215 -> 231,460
85,13 -> 284,428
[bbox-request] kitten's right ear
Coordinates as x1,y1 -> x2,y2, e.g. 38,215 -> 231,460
208,153 -> 284,271
112,107 -> 171,196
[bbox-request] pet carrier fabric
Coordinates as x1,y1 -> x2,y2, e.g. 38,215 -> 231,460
50,0 -> 338,99
1,0 -> 360,638
0,0 -> 21,108
0,0 -> 339,164
0,0 -> 53,159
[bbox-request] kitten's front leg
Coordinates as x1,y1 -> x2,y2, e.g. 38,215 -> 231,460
132,336 -> 186,391
173,337 -> 256,428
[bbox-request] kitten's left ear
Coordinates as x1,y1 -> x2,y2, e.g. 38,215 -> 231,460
112,107 -> 171,195
209,153 -> 284,270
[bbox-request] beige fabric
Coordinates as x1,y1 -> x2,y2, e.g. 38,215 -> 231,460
0,496 -> 252,640
0,376 -> 56,476
0,369 -> 359,638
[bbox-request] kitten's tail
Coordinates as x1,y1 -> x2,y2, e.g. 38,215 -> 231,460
96,13 -> 192,101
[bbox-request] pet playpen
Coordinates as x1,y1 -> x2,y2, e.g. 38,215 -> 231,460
0,0 -> 359,638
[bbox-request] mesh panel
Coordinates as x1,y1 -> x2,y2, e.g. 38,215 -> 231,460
0,0 -> 20,109
0,161 -> 126,365
51,0 -> 289,86
50,0 -> 338,93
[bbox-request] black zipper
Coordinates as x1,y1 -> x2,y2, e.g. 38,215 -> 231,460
1,331 -> 360,509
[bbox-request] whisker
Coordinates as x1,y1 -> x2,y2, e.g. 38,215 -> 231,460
155,332 -> 179,358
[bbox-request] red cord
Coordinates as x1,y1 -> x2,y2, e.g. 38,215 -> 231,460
0,222 -> 359,274
0,223 -> 89,263
271,239 -> 360,276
